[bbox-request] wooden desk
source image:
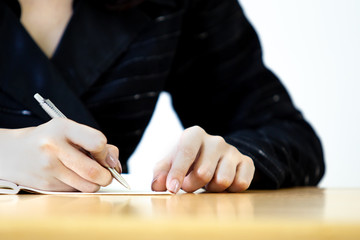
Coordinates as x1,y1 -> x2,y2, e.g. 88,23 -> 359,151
1,188 -> 360,240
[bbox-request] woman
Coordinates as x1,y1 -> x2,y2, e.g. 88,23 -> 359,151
0,0 -> 325,193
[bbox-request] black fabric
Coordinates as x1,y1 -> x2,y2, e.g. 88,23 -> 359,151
0,0 -> 324,187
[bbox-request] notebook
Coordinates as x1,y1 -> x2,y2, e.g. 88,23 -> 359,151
0,174 -> 170,195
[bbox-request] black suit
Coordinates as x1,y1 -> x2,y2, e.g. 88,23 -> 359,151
0,0 -> 325,188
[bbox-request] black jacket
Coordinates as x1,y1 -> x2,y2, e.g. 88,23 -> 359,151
0,0 -> 324,188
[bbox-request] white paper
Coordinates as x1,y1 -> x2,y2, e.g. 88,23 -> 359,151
0,174 -> 170,195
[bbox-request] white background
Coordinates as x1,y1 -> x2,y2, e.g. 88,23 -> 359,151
129,0 -> 360,188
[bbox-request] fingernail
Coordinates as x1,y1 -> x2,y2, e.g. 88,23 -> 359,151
106,154 -> 117,168
116,160 -> 122,173
152,176 -> 159,185
151,177 -> 158,190
168,179 -> 180,193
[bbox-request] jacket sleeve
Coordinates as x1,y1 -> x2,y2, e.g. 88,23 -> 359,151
164,0 -> 325,188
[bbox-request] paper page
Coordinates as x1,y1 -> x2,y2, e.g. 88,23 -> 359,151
0,180 -> 19,194
96,174 -> 171,194
1,174 -> 170,195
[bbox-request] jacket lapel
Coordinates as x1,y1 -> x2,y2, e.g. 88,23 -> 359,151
51,0 -> 153,96
0,2 -> 99,127
0,0 -> 158,128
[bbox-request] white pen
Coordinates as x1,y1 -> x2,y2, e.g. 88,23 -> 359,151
34,93 -> 131,190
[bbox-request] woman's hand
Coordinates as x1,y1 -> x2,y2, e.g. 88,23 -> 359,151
152,126 -> 255,193
0,118 -> 121,192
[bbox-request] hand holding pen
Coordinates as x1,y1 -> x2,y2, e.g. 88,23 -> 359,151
0,109 -> 121,192
32,93 -> 130,191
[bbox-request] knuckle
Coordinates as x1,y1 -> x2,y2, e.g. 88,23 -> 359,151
211,135 -> 226,148
194,168 -> 213,182
244,155 -> 254,165
87,134 -> 107,153
97,132 -> 107,145
229,145 -> 240,154
228,146 -> 242,161
86,166 -> 102,182
91,132 -> 107,152
248,160 -> 255,173
215,177 -> 232,189
183,125 -> 205,136
240,154 -> 255,171
178,145 -> 197,161
39,137 -> 57,151
191,125 -> 205,134
213,135 -> 225,144
38,142 -> 59,171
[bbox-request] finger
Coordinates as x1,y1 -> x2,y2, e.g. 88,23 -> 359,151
56,141 -> 112,187
227,155 -> 255,192
61,119 -> 108,164
54,161 -> 101,193
48,182 -> 77,192
181,136 -> 225,193
152,152 -> 172,192
34,175 -> 77,192
166,126 -> 205,193
205,147 -> 239,192
106,144 -> 122,173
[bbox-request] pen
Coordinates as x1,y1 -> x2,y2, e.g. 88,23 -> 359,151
34,93 -> 131,190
